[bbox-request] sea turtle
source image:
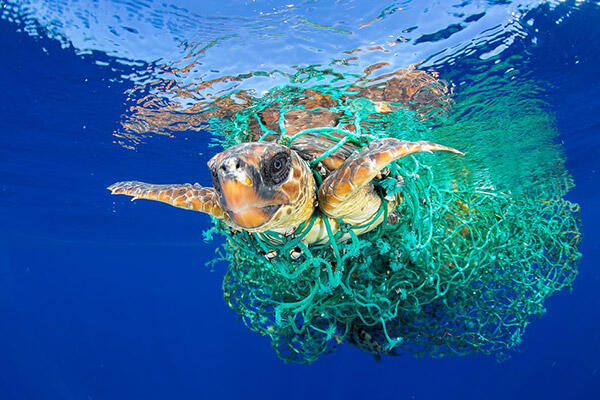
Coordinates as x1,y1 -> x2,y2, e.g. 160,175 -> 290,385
109,69 -> 462,245
108,137 -> 461,246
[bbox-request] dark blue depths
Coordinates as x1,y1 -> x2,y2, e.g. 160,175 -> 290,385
1,3 -> 599,400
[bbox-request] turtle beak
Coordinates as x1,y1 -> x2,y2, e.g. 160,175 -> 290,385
220,180 -> 263,212
219,177 -> 274,229
213,156 -> 256,211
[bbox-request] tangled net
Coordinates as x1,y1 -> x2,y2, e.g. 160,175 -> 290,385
204,80 -> 582,363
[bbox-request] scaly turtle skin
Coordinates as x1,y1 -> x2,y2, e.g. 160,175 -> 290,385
108,138 -> 461,244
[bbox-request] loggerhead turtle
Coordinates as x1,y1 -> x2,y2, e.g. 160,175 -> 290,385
108,138 -> 461,245
110,69 -> 462,246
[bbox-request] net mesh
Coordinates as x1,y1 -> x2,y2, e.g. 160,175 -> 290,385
204,82 -> 582,363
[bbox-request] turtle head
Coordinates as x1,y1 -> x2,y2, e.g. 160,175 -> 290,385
208,142 -> 315,231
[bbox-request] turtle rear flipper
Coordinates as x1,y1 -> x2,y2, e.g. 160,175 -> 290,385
108,181 -> 227,220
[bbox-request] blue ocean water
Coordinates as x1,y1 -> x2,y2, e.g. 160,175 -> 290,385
1,0 -> 599,399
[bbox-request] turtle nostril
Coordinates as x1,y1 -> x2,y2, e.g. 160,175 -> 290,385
220,157 -> 243,175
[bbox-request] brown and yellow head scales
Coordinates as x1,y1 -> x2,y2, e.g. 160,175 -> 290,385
207,142 -> 315,232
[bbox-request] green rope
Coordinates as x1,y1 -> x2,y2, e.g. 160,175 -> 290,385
208,82 -> 582,364
310,135 -> 350,166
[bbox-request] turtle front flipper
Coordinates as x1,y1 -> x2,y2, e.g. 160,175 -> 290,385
318,138 -> 463,222
108,181 -> 227,220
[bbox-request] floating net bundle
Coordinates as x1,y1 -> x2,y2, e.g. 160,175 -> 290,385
204,80 -> 582,363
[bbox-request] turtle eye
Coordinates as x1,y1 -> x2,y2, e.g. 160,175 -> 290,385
262,151 -> 291,186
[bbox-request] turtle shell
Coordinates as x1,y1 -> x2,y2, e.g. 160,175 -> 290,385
211,68 -> 452,176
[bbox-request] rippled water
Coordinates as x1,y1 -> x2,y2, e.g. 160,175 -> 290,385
1,0 -> 599,399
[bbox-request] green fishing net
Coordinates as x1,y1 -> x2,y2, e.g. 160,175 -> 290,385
204,80 -> 582,363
